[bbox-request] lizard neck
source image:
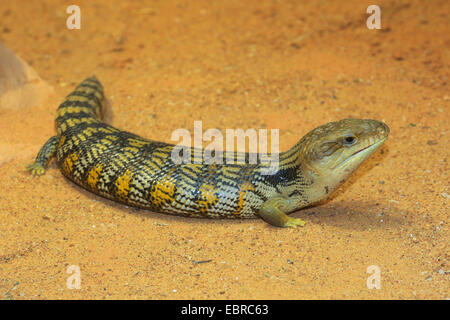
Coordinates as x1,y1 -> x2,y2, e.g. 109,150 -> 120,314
268,142 -> 342,212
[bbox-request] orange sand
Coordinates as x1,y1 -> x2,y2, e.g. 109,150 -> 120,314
0,0 -> 448,299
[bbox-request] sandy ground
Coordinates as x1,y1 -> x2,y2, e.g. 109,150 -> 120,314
0,0 -> 448,299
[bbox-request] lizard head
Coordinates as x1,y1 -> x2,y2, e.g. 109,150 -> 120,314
298,118 -> 389,199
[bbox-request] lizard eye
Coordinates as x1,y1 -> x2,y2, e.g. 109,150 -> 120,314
344,136 -> 357,146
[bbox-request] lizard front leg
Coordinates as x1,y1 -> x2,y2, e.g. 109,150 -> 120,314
258,197 -> 306,228
26,135 -> 59,176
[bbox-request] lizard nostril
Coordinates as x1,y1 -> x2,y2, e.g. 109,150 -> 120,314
379,123 -> 390,137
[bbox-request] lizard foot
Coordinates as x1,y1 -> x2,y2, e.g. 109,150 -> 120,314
26,163 -> 46,176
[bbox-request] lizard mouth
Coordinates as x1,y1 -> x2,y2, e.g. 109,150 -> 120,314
334,138 -> 386,170
351,141 -> 377,157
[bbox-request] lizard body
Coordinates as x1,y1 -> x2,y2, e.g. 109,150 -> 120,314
27,76 -> 389,227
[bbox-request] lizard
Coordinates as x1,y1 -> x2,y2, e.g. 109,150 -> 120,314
27,76 -> 389,228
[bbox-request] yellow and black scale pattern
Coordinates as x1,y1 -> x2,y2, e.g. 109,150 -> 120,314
27,76 -> 313,219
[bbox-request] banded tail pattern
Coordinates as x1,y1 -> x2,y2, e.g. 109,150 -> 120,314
55,76 -> 105,134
